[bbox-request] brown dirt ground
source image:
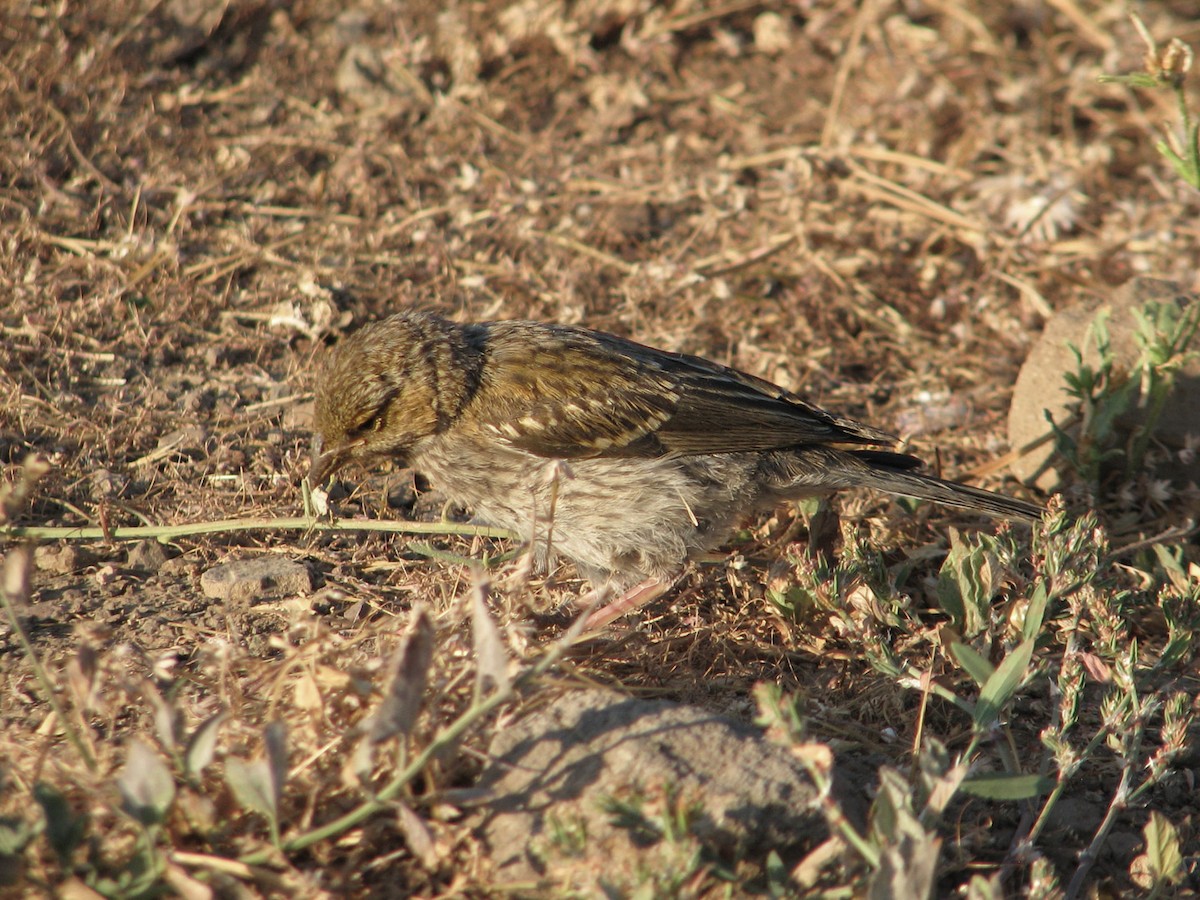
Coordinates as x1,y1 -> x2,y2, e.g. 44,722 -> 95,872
2,1 -> 1199,897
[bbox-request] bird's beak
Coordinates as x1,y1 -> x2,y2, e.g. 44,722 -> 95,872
308,435 -> 348,488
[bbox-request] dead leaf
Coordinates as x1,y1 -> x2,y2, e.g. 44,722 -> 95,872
472,580 -> 510,698
366,605 -> 434,743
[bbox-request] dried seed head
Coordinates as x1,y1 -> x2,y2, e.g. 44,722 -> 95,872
1158,38 -> 1193,88
1131,12 -> 1193,88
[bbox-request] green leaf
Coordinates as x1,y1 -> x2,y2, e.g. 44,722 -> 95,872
264,721 -> 288,811
1158,596 -> 1198,670
974,639 -> 1035,729
142,681 -> 182,751
922,760 -> 969,818
766,850 -> 788,898
1159,140 -> 1198,185
867,772 -> 940,900
936,566 -> 965,630
0,816 -> 36,857
937,539 -> 993,635
950,642 -> 995,688
959,772 -> 1053,800
965,873 -> 1004,900
1144,811 -> 1184,885
1188,126 -> 1200,191
225,757 -> 279,823
118,738 -> 176,827
32,784 -> 86,864
1152,544 -> 1190,594
1098,73 -> 1161,88
1022,581 -> 1050,641
185,710 -> 228,778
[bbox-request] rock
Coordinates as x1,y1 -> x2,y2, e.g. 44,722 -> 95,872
160,554 -> 198,578
1007,277 -> 1200,491
1102,830 -> 1142,863
473,689 -> 826,890
89,468 -> 129,499
127,540 -> 170,574
1043,795 -> 1104,835
34,544 -> 97,574
199,557 -> 312,603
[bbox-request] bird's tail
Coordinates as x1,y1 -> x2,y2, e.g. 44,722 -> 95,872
779,447 -> 1043,521
848,449 -> 1042,521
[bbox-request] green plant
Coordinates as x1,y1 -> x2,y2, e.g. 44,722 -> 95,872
599,785 -> 733,896
1100,13 -> 1199,191
1050,298 -> 1200,494
758,503 -> 1196,897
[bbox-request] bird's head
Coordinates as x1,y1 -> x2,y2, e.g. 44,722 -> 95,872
309,312 -> 477,486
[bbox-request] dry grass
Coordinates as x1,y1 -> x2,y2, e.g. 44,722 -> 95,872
2,0 -> 1199,896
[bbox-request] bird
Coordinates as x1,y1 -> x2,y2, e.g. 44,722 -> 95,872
309,310 -> 1041,627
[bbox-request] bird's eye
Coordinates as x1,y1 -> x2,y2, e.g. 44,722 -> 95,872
347,415 -> 381,438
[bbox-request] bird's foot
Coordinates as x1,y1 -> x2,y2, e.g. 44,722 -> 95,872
581,574 -> 682,631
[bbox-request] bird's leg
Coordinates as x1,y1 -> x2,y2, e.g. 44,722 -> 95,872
806,499 -> 841,561
525,460 -> 573,590
582,573 -> 683,632
541,461 -> 569,585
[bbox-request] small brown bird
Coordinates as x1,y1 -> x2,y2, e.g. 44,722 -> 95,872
310,311 -> 1040,624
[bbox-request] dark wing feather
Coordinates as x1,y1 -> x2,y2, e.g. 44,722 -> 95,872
649,356 -> 897,453
472,322 -> 898,459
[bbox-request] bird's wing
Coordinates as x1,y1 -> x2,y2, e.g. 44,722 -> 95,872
474,325 -> 897,459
